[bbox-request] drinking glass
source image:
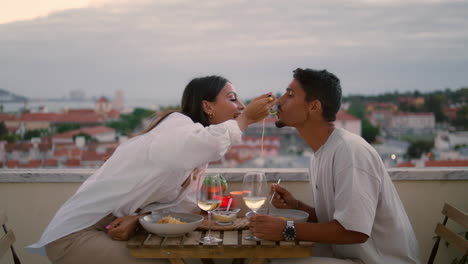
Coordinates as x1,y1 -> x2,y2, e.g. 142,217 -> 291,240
197,174 -> 223,244
242,171 -> 268,240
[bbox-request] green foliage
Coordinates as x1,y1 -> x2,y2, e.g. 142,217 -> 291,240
422,94 -> 448,122
407,140 -> 434,159
56,123 -> 81,133
0,134 -> 18,143
452,105 -> 468,130
0,121 -> 8,136
72,132 -> 96,142
23,129 -> 50,140
107,107 -> 155,136
347,102 -> 366,119
362,119 -> 379,143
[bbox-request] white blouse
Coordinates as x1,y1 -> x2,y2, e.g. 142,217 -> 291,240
26,112 -> 242,255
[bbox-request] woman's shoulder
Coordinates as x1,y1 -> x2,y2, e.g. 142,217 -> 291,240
148,112 -> 196,133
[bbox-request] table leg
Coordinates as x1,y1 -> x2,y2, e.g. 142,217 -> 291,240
232,259 -> 245,264
169,259 -> 186,264
246,259 -> 266,264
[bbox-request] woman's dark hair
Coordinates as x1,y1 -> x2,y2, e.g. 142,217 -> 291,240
181,75 -> 229,126
293,68 -> 342,122
141,75 -> 229,134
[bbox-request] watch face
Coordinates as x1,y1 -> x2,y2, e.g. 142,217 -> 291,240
283,222 -> 296,241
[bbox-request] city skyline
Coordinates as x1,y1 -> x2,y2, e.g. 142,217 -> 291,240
1,0 -> 467,105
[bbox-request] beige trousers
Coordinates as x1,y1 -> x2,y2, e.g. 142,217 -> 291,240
270,244 -> 363,264
45,214 -> 168,264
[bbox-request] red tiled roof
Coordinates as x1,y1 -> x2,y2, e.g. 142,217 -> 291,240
97,97 -> 109,103
396,162 -> 416,168
81,151 -> 109,161
425,160 -> 468,167
63,159 -> 81,167
18,160 -> 42,168
43,159 -> 58,167
0,113 -> 16,121
393,112 -> 434,117
19,113 -> 61,121
4,143 -> 33,152
6,160 -> 19,168
337,110 -> 360,121
65,109 -> 96,115
55,113 -> 104,123
53,126 -> 115,139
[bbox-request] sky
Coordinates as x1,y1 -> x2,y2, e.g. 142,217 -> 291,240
1,0 -> 467,105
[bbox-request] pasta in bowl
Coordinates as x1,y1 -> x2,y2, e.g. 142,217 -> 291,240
139,212 -> 204,237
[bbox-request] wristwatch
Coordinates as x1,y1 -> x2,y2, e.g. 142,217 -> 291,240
282,220 -> 296,241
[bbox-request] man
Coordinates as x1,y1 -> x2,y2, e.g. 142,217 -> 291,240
249,68 -> 420,264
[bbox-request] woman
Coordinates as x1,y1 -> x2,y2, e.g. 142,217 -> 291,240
26,75 -> 276,264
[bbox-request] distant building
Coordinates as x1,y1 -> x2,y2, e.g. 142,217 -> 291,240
366,102 -> 398,112
390,112 -> 435,130
367,110 -> 393,128
442,107 -> 459,121
52,126 -> 116,144
335,110 -> 361,136
112,90 -> 125,112
398,96 -> 425,106
69,90 -> 86,101
95,97 -> 112,115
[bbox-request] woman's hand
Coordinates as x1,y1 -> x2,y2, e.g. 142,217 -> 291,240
249,214 -> 286,241
106,215 -> 140,241
237,93 -> 277,131
271,184 -> 298,209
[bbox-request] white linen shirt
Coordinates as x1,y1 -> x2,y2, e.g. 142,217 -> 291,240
26,112 -> 242,255
310,128 -> 420,264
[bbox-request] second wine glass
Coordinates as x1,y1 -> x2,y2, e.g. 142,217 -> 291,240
197,173 -> 223,244
242,171 -> 268,241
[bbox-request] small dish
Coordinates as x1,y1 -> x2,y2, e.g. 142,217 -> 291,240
212,208 -> 240,225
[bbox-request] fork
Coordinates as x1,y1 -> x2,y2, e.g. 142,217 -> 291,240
267,179 -> 281,214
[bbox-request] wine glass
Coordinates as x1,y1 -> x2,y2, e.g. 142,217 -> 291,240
197,173 -> 223,244
242,171 -> 268,240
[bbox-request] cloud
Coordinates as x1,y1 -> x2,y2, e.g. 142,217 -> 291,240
0,0 -> 467,103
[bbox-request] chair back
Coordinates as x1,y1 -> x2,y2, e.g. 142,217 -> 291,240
0,209 -> 21,264
427,203 -> 468,264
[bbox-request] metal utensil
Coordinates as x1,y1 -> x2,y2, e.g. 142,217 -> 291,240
267,179 -> 281,214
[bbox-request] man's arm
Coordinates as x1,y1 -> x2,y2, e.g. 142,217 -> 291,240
295,199 -> 318,222
250,214 -> 368,244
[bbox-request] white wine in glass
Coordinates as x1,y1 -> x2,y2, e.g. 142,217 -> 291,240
242,171 -> 268,241
197,174 -> 223,244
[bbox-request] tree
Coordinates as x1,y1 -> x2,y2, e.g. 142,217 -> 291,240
347,102 -> 366,119
72,132 -> 96,143
0,121 -> 8,136
56,123 -> 81,133
423,94 -> 448,122
452,105 -> 468,130
23,129 -> 49,140
362,119 -> 379,143
407,140 -> 434,159
107,107 -> 155,135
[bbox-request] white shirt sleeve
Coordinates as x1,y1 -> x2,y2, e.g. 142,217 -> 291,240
333,167 -> 381,236
148,114 -> 242,170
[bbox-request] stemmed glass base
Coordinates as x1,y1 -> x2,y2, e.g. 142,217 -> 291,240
199,211 -> 222,244
244,211 -> 262,241
199,236 -> 222,244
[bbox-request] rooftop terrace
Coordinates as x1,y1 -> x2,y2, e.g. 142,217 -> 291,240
1,168 -> 467,264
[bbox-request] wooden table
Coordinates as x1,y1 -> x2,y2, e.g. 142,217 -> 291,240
127,229 -> 314,264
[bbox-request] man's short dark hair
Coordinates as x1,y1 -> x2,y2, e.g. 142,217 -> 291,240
293,68 -> 342,122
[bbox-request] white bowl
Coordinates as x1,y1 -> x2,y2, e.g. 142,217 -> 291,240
212,208 -> 240,225
139,212 -> 203,237
246,208 -> 309,222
